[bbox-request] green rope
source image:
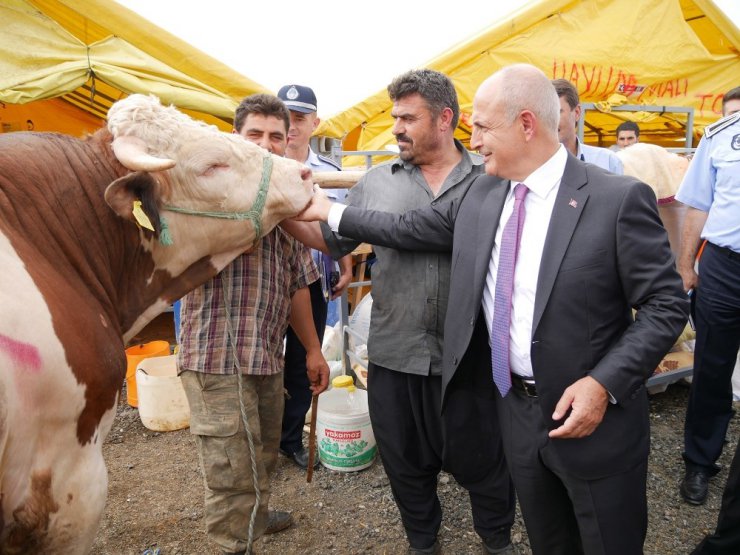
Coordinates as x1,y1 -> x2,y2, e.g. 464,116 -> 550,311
160,153 -> 273,245
222,270 -> 261,555
158,217 -> 173,246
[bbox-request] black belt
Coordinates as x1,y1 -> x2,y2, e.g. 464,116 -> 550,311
510,375 -> 538,397
710,242 -> 740,262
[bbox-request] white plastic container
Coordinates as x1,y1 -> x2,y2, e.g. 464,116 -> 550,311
136,355 -> 190,432
317,378 -> 376,471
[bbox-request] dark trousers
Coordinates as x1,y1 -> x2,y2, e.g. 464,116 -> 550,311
692,438 -> 740,554
684,243 -> 740,473
367,346 -> 514,549
280,280 -> 326,454
497,388 -> 648,555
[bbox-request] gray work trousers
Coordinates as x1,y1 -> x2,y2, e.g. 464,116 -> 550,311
181,371 -> 284,553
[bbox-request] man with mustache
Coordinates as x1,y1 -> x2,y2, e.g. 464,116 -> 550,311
285,69 -> 515,555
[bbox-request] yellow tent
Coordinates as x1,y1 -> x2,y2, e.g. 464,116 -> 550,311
0,0 -> 270,136
318,0 -> 739,163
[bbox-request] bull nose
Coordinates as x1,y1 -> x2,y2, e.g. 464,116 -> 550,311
300,167 -> 312,182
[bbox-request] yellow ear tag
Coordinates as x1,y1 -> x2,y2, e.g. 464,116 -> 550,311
132,200 -> 155,231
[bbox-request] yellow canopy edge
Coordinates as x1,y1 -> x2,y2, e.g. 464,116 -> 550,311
0,0 -> 270,135
319,0 -> 739,157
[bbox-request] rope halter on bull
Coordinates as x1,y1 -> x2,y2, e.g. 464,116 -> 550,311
158,152 -> 273,247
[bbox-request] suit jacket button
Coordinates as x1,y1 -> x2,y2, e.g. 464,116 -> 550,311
469,317 -> 475,326
453,356 -> 458,365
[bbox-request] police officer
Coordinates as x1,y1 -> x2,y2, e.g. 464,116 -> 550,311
277,84 -> 352,469
678,86 -> 740,510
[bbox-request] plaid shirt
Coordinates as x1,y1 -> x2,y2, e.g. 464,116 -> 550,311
177,227 -> 318,375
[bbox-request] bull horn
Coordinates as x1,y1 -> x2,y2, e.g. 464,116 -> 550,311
112,135 -> 176,172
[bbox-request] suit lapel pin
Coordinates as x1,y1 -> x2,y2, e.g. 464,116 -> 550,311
568,198 -> 578,208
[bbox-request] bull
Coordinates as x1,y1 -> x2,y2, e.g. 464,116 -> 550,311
0,95 -> 313,553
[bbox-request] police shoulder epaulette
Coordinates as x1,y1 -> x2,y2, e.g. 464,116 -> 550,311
317,154 -> 342,170
705,112 -> 740,138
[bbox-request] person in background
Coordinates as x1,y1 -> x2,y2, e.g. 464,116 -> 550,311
615,120 -> 640,149
177,93 -> 329,555
275,84 -> 352,469
283,69 -> 515,555
296,63 -> 688,555
677,86 -> 740,513
551,78 -> 623,173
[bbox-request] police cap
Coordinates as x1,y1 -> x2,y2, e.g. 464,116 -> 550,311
277,84 -> 317,114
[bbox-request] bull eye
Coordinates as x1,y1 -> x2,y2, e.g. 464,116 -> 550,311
202,163 -> 229,177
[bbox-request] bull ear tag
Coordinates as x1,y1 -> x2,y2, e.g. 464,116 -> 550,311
131,201 -> 174,246
132,200 -> 155,231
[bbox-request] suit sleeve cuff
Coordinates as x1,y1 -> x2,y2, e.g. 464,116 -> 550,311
328,203 -> 348,231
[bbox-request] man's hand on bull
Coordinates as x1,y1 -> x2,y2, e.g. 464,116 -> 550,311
305,347 -> 330,394
294,185 -> 333,222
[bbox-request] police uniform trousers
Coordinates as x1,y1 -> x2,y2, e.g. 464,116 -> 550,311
280,279 -> 327,455
367,317 -> 515,550
692,438 -> 740,554
684,242 -> 740,474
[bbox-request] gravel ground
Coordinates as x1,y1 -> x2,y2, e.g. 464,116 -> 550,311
90,381 -> 739,554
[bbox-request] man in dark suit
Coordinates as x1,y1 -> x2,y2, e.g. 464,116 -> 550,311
297,64 -> 689,554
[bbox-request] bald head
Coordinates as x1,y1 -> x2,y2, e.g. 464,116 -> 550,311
470,64 -> 561,181
482,64 -> 560,135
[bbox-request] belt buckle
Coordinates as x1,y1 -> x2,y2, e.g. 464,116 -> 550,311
521,380 -> 537,398
512,375 -> 538,398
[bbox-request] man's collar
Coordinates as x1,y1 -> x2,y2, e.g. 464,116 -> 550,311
305,146 -> 319,166
516,144 -> 567,199
571,137 -> 587,161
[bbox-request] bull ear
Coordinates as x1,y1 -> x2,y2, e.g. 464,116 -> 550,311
104,172 -> 162,235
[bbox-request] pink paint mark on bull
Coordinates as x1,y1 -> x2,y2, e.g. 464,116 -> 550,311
0,334 -> 42,373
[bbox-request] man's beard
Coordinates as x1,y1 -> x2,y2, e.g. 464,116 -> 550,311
396,134 -> 414,162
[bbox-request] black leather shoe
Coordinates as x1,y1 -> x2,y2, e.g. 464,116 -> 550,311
483,540 -> 516,555
482,525 -> 515,554
281,446 -> 320,470
680,469 -> 709,505
264,509 -> 294,534
408,540 -> 441,555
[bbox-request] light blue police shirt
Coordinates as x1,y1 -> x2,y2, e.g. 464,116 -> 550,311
676,114 -> 740,252
305,147 -> 345,325
307,147 -> 345,202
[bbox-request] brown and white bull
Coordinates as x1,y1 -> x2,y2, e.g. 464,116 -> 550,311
0,95 -> 313,553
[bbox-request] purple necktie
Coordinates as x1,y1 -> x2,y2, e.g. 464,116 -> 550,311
491,183 -> 529,397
